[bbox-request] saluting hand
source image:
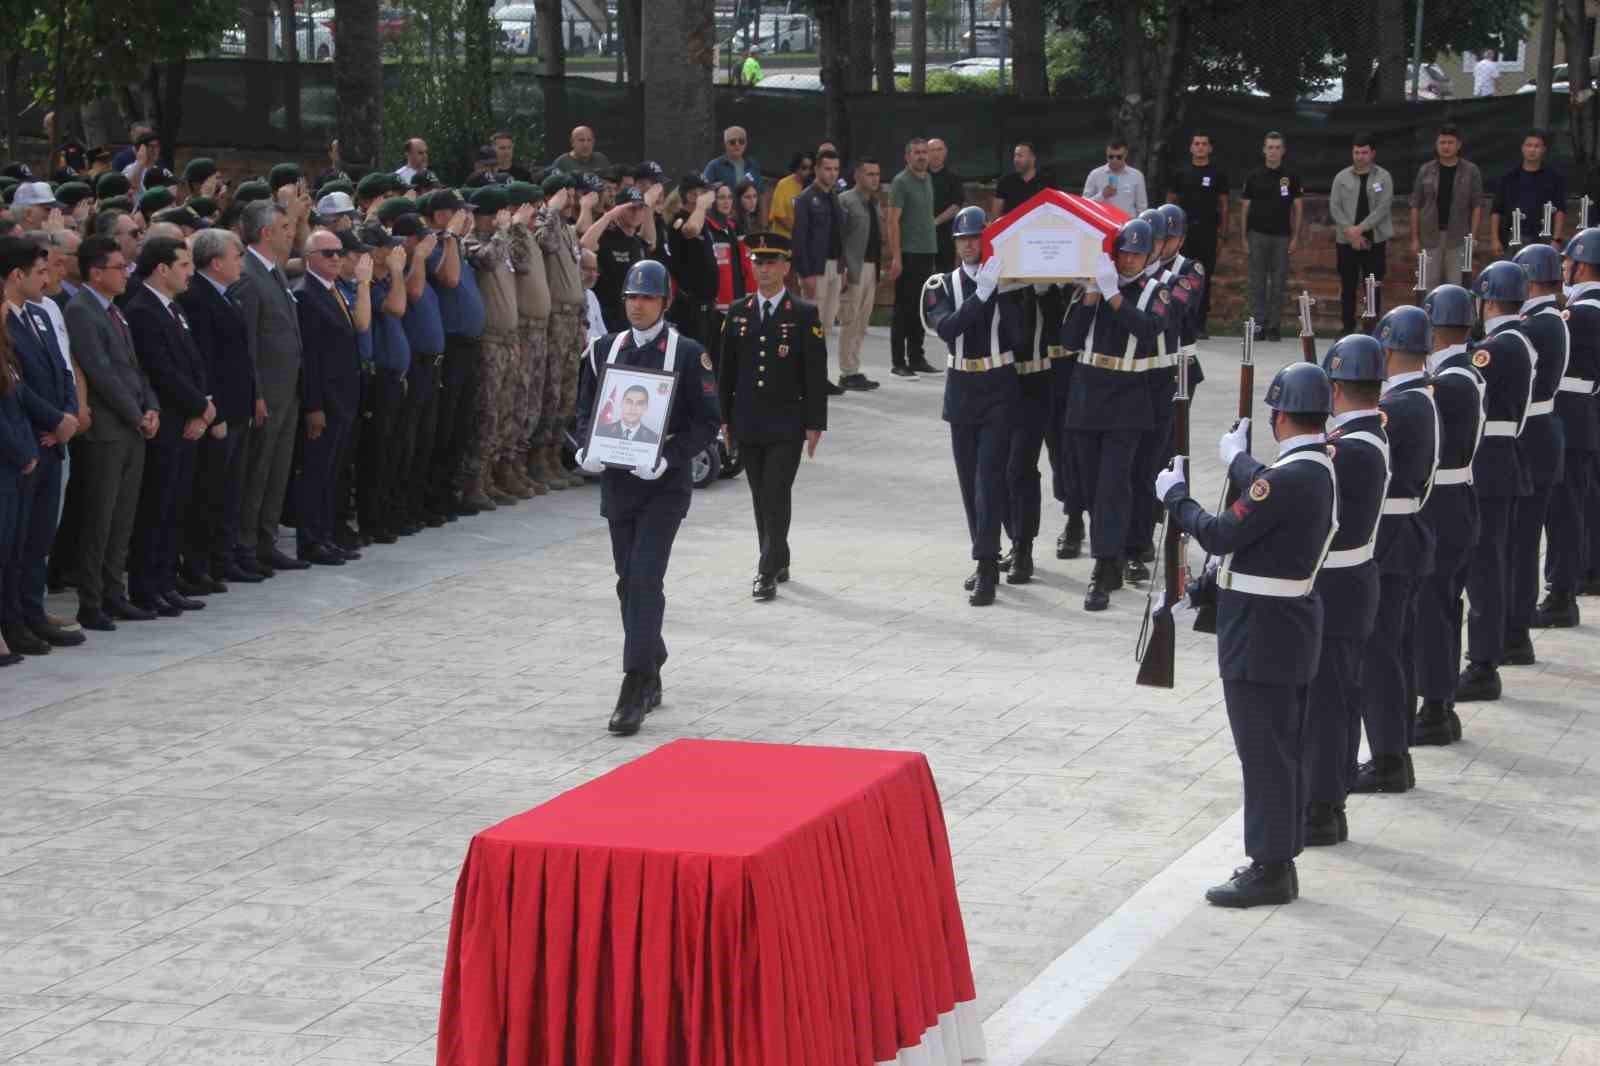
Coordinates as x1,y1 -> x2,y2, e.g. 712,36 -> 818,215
354,253 -> 374,284
386,246 -> 406,276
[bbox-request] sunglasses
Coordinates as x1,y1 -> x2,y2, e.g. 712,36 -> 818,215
312,249 -> 344,259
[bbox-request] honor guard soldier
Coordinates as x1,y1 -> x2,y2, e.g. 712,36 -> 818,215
1412,284 -> 1486,747
1156,202 -> 1208,395
717,233 -> 828,601
1507,244 -> 1569,659
1046,280 -> 1087,562
1305,335 -> 1390,846
573,260 -> 721,736
1352,306 -> 1439,794
1156,362 -> 1338,906
1456,261 -> 1536,704
1125,207 -> 1180,584
1543,229 -> 1600,623
1060,218 -> 1168,610
1001,280 -> 1052,586
922,205 -> 1024,606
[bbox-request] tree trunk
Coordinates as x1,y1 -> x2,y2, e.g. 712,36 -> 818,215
847,0 -> 873,91
462,0 -> 495,126
911,0 -> 926,92
536,0 -> 566,75
1115,0 -> 1146,163
873,0 -> 896,92
2,53 -> 18,159
1147,0 -> 1191,192
817,0 -> 850,150
621,0 -> 642,84
279,0 -> 298,61
246,0 -> 271,59
966,0 -> 977,57
1373,0 -> 1406,101
335,0 -> 382,170
1561,0 -> 1596,170
157,60 -> 186,166
1338,7 -> 1375,104
1008,0 -> 1044,96
642,0 -> 715,176
1534,0 -> 1558,129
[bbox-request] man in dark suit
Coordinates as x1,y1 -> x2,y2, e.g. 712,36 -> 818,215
63,235 -> 160,630
124,236 -> 214,616
594,384 -> 661,443
294,228 -> 366,566
0,236 -> 83,653
179,228 -> 257,589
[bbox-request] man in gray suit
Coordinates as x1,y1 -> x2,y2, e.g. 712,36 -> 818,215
233,200 -> 310,575
63,235 -> 160,630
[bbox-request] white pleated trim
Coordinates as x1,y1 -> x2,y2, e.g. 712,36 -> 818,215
875,1000 -> 988,1066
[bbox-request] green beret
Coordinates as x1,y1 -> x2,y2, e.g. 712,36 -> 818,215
96,172 -> 130,198
356,172 -> 396,200
540,171 -> 571,197
472,186 -> 509,214
375,196 -> 418,224
138,187 -> 176,215
319,178 -> 355,199
506,181 -> 543,206
54,181 -> 93,207
182,157 -> 216,184
268,162 -> 302,190
99,196 -> 133,213
187,195 -> 219,218
233,179 -> 272,204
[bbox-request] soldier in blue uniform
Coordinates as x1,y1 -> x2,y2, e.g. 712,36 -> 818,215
1001,278 -> 1050,586
922,206 -> 1024,606
1542,229 -> 1600,625
574,260 -> 721,736
1305,335 -> 1389,846
1124,208 -> 1179,584
1156,202 -> 1208,398
1456,262 -> 1536,703
1352,306 -> 1439,794
1047,283 -> 1086,561
1156,362 -> 1337,907
717,233 -> 828,601
1060,218 -> 1168,611
1412,285 -> 1486,748
1506,244 -> 1568,661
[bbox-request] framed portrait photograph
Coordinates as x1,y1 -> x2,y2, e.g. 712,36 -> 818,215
585,364 -> 678,470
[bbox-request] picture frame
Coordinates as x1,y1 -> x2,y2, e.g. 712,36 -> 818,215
585,364 -> 679,471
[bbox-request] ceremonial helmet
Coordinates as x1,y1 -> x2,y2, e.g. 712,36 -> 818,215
1375,305 -> 1433,355
1156,202 -> 1187,239
1474,260 -> 1529,304
1514,243 -> 1564,284
951,205 -> 988,239
1321,333 -> 1386,382
1423,283 -> 1476,327
623,259 -> 671,299
1112,218 -> 1155,256
1563,227 -> 1600,265
1264,362 -> 1333,415
1137,207 -> 1168,244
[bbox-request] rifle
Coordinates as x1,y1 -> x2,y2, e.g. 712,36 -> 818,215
1462,234 -> 1474,280
1193,322 -> 1253,634
1136,343 -> 1191,689
1414,250 -> 1430,304
1298,291 -> 1316,363
1359,273 -> 1378,333
1581,195 -> 1593,231
1509,207 -> 1525,250
1540,201 -> 1555,240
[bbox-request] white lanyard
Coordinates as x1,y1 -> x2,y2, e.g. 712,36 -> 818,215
1218,449 -> 1340,596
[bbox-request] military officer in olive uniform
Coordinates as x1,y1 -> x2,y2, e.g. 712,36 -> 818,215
574,260 -> 721,737
1542,229 -> 1600,624
717,233 -> 828,601
1156,362 -> 1338,907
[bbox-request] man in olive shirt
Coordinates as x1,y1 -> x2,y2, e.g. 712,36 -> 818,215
887,137 -> 939,376
928,138 -> 965,271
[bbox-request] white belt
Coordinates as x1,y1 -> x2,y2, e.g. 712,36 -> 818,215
1433,466 -> 1472,486
1382,497 -> 1422,515
1482,420 -> 1518,437
946,351 -> 1015,372
1559,376 -> 1595,394
1014,357 -> 1049,376
1322,544 -> 1375,568
1528,399 -> 1555,417
1218,571 -> 1317,597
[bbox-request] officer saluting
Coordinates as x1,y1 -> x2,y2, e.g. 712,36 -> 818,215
1542,228 -> 1600,623
922,206 -> 1023,606
1156,363 -> 1338,907
574,260 -> 721,736
717,233 -> 828,601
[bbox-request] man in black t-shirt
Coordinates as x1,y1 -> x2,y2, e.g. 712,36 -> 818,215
1166,132 -> 1229,336
995,142 -> 1053,216
928,138 -> 966,272
1240,132 -> 1303,341
581,187 -> 653,333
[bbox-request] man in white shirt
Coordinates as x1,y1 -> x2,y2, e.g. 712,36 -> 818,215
1083,141 -> 1149,217
394,138 -> 429,187
581,249 -> 605,348
1473,51 -> 1499,97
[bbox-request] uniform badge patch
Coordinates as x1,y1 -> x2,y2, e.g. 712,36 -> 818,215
1158,288 -> 1171,303
812,324 -> 824,338
778,344 -> 790,358
1472,350 -> 1491,368
701,352 -> 714,371
1248,478 -> 1271,502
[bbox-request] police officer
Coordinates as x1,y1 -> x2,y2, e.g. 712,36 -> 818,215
718,233 -> 828,601
1412,284 -> 1486,747
1506,244 -> 1568,660
1352,305 -> 1439,794
1456,262 -> 1536,703
922,206 -> 1023,606
573,260 -> 721,735
1542,229 -> 1600,624
1155,362 -> 1338,907
1060,218 -> 1168,610
1305,335 -> 1389,846
1125,207 -> 1178,584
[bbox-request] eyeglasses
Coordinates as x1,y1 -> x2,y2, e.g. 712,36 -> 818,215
312,249 -> 344,259
1106,153 -> 1126,161
726,138 -> 746,145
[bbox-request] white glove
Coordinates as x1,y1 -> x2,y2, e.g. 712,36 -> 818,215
974,255 -> 1004,302
1155,456 -> 1187,500
1219,418 -> 1250,466
575,447 -> 605,474
630,456 -> 668,481
1093,258 -> 1120,298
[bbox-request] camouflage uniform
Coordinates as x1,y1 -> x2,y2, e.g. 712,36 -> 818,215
462,224 -> 519,476
511,220 -> 552,453
538,204 -> 587,444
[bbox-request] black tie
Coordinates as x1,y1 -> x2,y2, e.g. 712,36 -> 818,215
761,299 -> 772,325
16,309 -> 42,349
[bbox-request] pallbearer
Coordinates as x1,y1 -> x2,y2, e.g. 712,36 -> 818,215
1126,207 -> 1179,584
1542,229 -> 1600,621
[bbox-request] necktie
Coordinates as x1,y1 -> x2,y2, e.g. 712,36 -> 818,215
109,304 -> 132,346
333,286 -> 356,330
15,309 -> 42,349
761,299 -> 771,325
169,302 -> 186,331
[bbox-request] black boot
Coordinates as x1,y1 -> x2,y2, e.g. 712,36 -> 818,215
1006,541 -> 1034,585
969,558 -> 999,606
1456,661 -> 1502,702
1502,634 -> 1536,666
1304,802 -> 1342,847
1533,591 -> 1580,628
642,672 -> 662,713
751,573 -> 777,601
608,672 -> 648,736
1124,556 -> 1150,584
1205,861 -> 1298,908
1056,516 -> 1084,560
1350,754 -> 1409,793
963,568 -> 978,592
1413,700 -> 1461,746
1085,559 -> 1114,611
997,548 -> 1013,573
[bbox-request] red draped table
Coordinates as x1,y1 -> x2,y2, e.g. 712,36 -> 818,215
436,739 -> 986,1066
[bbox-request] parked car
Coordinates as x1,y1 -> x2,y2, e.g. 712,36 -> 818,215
1518,58 -> 1600,94
491,0 -> 603,54
729,14 -> 813,53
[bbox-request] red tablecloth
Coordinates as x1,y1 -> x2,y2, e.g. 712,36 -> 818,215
436,739 -> 985,1066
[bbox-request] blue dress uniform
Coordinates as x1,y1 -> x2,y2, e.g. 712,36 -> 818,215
1003,285 -> 1051,581
1044,284 -> 1087,557
1506,293 -> 1568,655
1544,280 -> 1600,613
1127,264 -> 1182,576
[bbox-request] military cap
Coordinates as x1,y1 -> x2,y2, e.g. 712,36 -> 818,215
1,162 -> 34,180
356,172 -> 396,201
153,206 -> 201,230
409,168 -> 442,191
182,157 -> 217,184
319,178 -> 355,200
746,231 -> 791,259
471,185 -> 509,214
53,181 -> 94,207
357,222 -> 404,248
375,196 -> 418,224
268,162 -> 302,190
142,166 -> 176,189
95,172 -> 131,198
506,181 -> 543,206
389,214 -> 426,238
540,171 -> 572,196
187,195 -> 219,219
616,186 -> 644,206
425,188 -> 464,214
0,181 -> 17,204
98,195 -> 133,213
337,229 -> 374,254
137,187 -> 176,215
232,179 -> 273,204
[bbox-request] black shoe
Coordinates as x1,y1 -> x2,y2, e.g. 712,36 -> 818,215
1533,591 -> 1580,628
1304,802 -> 1342,847
969,558 -> 999,606
642,673 -> 662,713
298,543 -> 347,566
75,607 -> 117,633
1405,752 -> 1416,788
1007,541 -> 1034,585
163,590 -> 205,612
334,526 -> 362,551
421,511 -> 449,528
775,567 -> 789,583
28,619 -> 87,647
105,597 -> 157,622
260,546 -> 311,571
1124,558 -> 1150,584
1413,700 -> 1460,746
997,548 -> 1013,573
1350,754 -> 1409,794
890,366 -> 917,378
220,562 -> 265,584
369,529 -> 399,545
1,623 -> 51,655
239,555 -> 274,578
1056,518 -> 1084,560
393,520 -> 422,536
1205,861 -> 1297,908
1502,637 -> 1536,666
839,373 -> 880,391
909,358 -> 940,373
358,531 -> 374,548
608,671 -> 648,736
1456,662 -> 1501,702
963,568 -> 978,592
450,495 -> 482,517
334,546 -> 363,561
1196,329 -> 1210,341
174,574 -> 212,598
1085,559 -> 1114,611
825,379 -> 846,396
133,597 -> 182,618
752,574 -> 777,601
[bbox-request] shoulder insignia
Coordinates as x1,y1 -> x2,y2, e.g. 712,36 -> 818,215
700,351 -> 714,371
811,324 -> 824,338
1158,288 -> 1171,303
1472,350 -> 1491,368
1248,478 -> 1271,502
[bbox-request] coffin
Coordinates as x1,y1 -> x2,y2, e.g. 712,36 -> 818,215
981,189 -> 1129,282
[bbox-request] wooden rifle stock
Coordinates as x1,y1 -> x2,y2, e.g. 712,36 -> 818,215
1137,352 -> 1191,689
1194,325 -> 1253,634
